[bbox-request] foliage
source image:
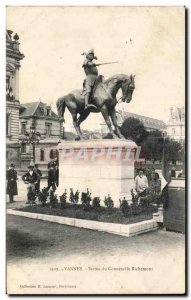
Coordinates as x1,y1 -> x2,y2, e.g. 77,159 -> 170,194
120,117 -> 148,145
131,189 -> 139,204
92,197 -> 101,209
59,189 -> 67,209
131,186 -> 162,211
22,185 -> 159,222
119,197 -> 130,217
139,194 -> 153,208
130,189 -> 141,215
69,188 -> 79,204
165,139 -> 183,164
81,189 -> 92,210
104,195 -> 114,209
38,187 -> 49,206
141,130 -> 183,164
49,190 -> 58,208
141,130 -> 163,162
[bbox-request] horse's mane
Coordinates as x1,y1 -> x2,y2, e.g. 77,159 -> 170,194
104,74 -> 129,84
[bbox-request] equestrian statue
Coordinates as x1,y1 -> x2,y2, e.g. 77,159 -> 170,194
56,49 -> 135,140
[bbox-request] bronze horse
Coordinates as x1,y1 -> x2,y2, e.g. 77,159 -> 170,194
56,74 -> 135,139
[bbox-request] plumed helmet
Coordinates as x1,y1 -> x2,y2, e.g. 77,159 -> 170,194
81,48 -> 97,59
87,48 -> 94,55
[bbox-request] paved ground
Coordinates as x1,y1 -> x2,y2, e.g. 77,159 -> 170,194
7,214 -> 185,263
6,211 -> 185,294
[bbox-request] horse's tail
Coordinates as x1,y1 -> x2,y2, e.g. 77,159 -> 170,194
56,96 -> 66,123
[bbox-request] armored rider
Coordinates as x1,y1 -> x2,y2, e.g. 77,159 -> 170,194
82,49 -> 99,109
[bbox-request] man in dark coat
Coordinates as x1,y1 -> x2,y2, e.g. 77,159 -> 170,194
34,164 -> 42,193
22,165 -> 39,203
53,162 -> 59,188
170,167 -> 176,179
47,163 -> 56,192
6,163 -> 18,203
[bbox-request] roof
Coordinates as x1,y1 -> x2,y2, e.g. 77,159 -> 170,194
20,101 -> 60,119
167,106 -> 185,126
117,111 -> 167,131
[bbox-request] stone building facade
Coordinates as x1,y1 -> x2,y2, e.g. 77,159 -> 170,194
19,101 -> 63,169
167,106 -> 185,143
6,30 -> 24,167
101,110 -> 167,136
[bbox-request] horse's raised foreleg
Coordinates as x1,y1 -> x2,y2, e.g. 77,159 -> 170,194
110,109 -> 125,139
101,105 -> 119,139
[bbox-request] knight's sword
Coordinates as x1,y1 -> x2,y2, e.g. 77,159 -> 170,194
96,61 -> 119,66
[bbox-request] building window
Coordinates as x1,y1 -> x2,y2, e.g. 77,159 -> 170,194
40,149 -> 44,161
21,122 -> 26,134
46,124 -> 52,137
6,75 -> 10,91
172,128 -> 176,135
49,149 -> 58,159
6,113 -> 10,136
21,143 -> 26,154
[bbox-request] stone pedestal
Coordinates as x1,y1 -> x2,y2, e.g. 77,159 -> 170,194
56,139 -> 137,207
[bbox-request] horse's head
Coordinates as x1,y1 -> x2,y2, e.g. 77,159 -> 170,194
121,74 -> 135,103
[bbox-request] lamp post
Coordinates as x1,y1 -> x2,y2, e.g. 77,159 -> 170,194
181,139 -> 185,177
161,131 -> 167,181
21,125 -> 41,165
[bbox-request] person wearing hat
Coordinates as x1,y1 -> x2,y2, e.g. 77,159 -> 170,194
82,48 -> 99,109
6,163 -> 18,203
53,162 -> 59,188
47,162 -> 56,192
22,165 -> 39,204
34,164 -> 42,194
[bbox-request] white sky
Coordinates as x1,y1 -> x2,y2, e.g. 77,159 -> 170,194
6,6 -> 185,131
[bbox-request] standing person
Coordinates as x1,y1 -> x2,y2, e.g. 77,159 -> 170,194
22,165 -> 39,204
134,169 -> 149,197
34,164 -> 42,194
54,162 -> 59,188
47,163 -> 56,192
170,167 -> 176,179
6,163 -> 18,203
150,172 -> 161,195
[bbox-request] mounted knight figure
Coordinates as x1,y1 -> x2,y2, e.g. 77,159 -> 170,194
82,48 -> 101,109
56,49 -> 135,140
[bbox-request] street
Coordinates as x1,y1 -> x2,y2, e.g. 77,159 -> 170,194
6,214 -> 185,294
7,214 -> 185,263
